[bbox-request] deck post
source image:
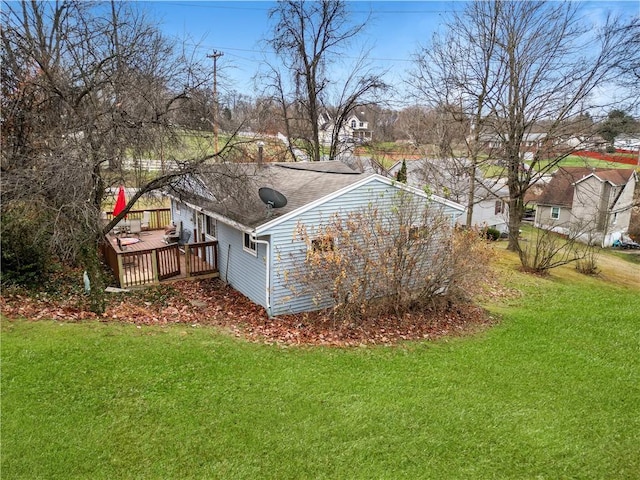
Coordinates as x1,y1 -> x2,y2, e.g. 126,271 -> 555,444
151,251 -> 160,284
184,244 -> 191,277
116,255 -> 125,288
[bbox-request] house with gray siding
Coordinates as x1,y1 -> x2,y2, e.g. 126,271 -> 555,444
387,159 -> 510,233
167,161 -> 464,316
534,167 -> 637,247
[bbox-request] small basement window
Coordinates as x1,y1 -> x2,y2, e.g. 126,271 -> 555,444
243,232 -> 257,255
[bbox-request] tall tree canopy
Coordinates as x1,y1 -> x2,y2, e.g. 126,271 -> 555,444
0,0 -> 237,311
262,0 -> 387,162
598,109 -> 639,145
410,0 -> 638,254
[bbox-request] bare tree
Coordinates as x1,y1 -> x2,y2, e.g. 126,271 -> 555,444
612,17 -> 640,110
0,1 -> 240,312
261,0 -> 387,162
409,0 -> 638,256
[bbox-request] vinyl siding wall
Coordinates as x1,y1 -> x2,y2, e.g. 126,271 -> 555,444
217,222 -> 267,308
535,204 -> 573,231
169,198 -> 268,309
169,200 -> 196,244
264,179 -> 461,316
457,198 -> 508,233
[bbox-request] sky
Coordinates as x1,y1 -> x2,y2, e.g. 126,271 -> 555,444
143,0 -> 639,108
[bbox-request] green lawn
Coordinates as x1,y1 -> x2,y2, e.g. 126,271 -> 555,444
538,155 -> 636,171
2,253 -> 639,479
481,155 -> 636,178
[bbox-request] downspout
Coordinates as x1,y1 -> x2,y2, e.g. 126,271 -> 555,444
251,233 -> 271,316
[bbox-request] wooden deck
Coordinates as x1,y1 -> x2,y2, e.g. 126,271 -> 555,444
103,229 -> 219,288
107,228 -> 171,252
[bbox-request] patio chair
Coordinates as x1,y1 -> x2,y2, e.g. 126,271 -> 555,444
113,219 -> 127,236
179,230 -> 191,247
140,211 -> 151,232
163,221 -> 182,244
128,219 -> 142,238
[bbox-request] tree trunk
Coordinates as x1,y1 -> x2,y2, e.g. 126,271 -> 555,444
507,196 -> 523,252
81,240 -> 106,315
466,163 -> 476,228
506,149 -> 524,252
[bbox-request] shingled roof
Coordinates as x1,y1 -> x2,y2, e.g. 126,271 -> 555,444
537,167 -> 636,207
177,161 -> 368,230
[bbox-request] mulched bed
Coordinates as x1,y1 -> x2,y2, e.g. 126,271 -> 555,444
1,277 -> 496,347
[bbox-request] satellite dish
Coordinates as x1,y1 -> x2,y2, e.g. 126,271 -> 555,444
259,187 -> 287,209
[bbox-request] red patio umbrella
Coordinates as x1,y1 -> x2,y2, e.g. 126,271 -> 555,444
113,185 -> 127,217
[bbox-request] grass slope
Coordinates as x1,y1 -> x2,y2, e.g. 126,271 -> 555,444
2,251 -> 639,479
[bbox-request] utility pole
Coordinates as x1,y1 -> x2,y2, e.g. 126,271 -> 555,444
207,50 -> 224,153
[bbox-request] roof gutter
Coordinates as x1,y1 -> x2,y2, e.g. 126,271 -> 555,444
251,233 -> 271,317
181,199 -> 251,232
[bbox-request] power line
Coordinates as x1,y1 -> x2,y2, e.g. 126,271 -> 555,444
183,42 -> 414,63
159,2 -> 451,15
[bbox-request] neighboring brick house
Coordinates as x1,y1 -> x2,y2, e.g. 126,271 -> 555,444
534,167 -> 637,247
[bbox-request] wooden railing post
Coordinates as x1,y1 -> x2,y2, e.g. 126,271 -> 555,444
184,244 -> 191,277
151,250 -> 159,284
116,255 -> 125,288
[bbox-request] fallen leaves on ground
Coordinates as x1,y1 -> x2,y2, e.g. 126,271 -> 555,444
1,278 -> 495,346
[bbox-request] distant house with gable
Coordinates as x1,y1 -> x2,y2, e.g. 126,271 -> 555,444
319,109 -> 373,146
534,167 -> 637,247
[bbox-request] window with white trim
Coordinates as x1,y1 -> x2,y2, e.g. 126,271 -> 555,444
350,120 -> 356,128
205,215 -> 216,237
243,232 -> 257,255
495,200 -> 504,215
551,207 -> 560,220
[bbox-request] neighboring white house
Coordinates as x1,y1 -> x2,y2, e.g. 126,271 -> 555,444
562,134 -> 608,151
614,134 -> 640,152
387,159 -> 510,233
167,161 -> 464,316
318,109 -> 373,145
534,167 -> 637,247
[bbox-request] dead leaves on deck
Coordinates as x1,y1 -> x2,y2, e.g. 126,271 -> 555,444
1,279 -> 495,347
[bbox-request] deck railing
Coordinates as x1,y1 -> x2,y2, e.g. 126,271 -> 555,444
104,208 -> 171,231
184,242 -> 219,277
101,235 -> 218,288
